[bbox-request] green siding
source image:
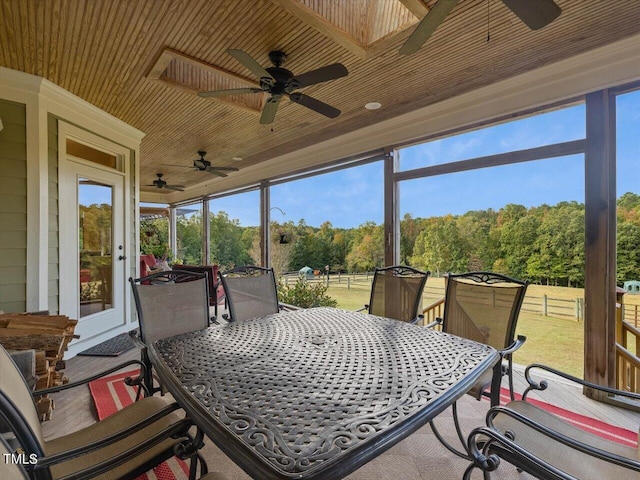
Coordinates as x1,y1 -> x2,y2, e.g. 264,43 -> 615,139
0,100 -> 27,312
48,114 -> 59,314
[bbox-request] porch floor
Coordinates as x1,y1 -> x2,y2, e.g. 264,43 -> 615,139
41,340 -> 639,480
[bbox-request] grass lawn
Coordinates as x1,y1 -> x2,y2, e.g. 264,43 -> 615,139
323,277 -> 586,377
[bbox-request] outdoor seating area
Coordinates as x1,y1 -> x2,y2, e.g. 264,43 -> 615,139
1,1 -> 640,479
2,266 -> 639,479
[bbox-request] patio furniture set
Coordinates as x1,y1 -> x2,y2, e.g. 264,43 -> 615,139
1,266 -> 638,479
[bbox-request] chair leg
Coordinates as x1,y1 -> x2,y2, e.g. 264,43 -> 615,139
507,356 -> 515,401
430,401 -> 471,459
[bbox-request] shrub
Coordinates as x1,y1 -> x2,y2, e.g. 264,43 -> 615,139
278,278 -> 337,308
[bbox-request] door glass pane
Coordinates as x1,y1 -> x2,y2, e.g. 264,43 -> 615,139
79,178 -> 113,317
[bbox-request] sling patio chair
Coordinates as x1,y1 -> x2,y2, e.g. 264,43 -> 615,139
219,265 -> 289,322
0,344 -> 208,480
360,265 -> 430,323
428,271 -> 528,458
171,264 -> 225,321
465,363 -> 640,479
129,269 -> 211,396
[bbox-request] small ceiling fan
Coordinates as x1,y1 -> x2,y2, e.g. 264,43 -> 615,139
400,0 -> 562,56
198,49 -> 348,124
147,173 -> 185,191
163,151 -> 239,178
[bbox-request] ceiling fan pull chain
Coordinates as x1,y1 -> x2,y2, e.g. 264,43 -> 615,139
487,0 -> 491,43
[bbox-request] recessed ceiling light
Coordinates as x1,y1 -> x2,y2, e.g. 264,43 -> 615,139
232,156 -> 243,161
365,102 -> 382,110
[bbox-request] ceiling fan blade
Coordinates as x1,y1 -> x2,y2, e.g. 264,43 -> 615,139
161,163 -> 194,168
198,87 -> 262,98
260,96 -> 281,125
292,63 -> 348,89
289,93 -> 340,118
208,166 -> 239,172
399,0 -> 459,56
227,49 -> 274,80
501,0 -> 561,30
205,169 -> 229,178
165,185 -> 185,191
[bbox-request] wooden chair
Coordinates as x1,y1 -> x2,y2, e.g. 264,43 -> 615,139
361,265 -> 429,323
0,344 -> 207,479
129,269 -> 211,395
465,364 -> 640,479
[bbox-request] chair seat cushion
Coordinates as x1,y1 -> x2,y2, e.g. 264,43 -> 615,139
492,400 -> 637,479
46,396 -> 186,480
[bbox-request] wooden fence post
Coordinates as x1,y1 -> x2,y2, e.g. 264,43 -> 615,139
347,278 -> 351,290
542,295 -> 548,316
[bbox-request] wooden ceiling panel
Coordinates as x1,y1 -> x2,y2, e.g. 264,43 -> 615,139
1,0 -> 639,198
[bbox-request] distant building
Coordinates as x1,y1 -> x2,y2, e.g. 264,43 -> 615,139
623,280 -> 640,294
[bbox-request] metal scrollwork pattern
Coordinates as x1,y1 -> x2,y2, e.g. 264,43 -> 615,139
154,307 -> 496,478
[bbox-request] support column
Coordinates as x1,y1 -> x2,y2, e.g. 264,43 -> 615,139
584,90 -> 617,391
383,150 -> 398,266
202,198 -> 210,264
260,182 -> 270,268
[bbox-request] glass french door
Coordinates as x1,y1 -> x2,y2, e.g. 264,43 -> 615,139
60,161 -> 125,341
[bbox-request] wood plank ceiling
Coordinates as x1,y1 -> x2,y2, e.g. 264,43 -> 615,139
1,0 -> 639,201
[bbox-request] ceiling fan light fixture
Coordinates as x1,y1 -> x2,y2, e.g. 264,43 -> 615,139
365,102 -> 382,110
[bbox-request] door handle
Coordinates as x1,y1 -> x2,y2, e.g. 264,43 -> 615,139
118,255 -> 126,261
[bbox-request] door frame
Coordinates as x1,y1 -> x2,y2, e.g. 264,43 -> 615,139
58,121 -> 133,353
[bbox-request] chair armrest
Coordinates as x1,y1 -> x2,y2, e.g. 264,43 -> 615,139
279,302 -> 301,311
466,424 -> 576,480
356,305 -> 368,313
425,317 -> 443,329
470,405 -> 640,478
34,404 -> 192,475
33,359 -> 147,396
128,329 -> 146,350
499,335 -> 526,356
521,363 -> 640,402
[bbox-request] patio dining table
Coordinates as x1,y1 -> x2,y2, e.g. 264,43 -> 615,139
148,306 -> 499,479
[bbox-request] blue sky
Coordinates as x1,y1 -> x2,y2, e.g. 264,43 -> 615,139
157,90 -> 639,229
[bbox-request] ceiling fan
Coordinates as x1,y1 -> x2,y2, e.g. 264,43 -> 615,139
400,0 -> 562,56
198,49 -> 348,124
147,173 -> 185,192
163,151 -> 239,178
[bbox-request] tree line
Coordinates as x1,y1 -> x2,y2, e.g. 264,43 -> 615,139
140,192 -> 640,287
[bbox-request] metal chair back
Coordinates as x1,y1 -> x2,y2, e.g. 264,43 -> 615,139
441,271 -> 527,351
0,433 -> 28,479
0,345 -> 46,459
129,269 -> 210,394
220,266 -> 279,321
368,265 -> 429,322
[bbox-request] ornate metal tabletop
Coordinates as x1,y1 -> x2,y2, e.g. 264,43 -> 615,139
149,307 -> 498,479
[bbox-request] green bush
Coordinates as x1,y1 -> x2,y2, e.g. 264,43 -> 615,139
278,278 -> 338,308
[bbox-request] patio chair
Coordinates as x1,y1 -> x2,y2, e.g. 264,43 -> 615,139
171,264 -> 225,320
129,269 -> 211,395
1,433 -> 28,479
465,363 -> 640,480
429,271 -> 528,458
360,265 -> 430,323
0,344 -> 207,480
219,265 -> 282,322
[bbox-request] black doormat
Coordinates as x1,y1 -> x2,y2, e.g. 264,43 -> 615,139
77,332 -> 136,357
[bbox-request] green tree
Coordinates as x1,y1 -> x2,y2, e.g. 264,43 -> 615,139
346,222 -> 383,272
410,215 -> 466,276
